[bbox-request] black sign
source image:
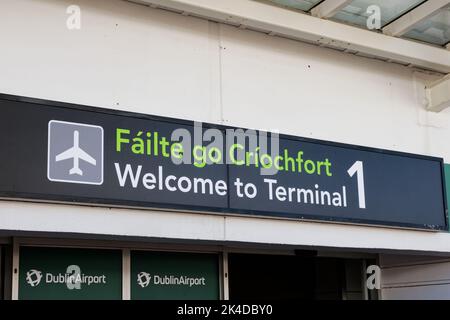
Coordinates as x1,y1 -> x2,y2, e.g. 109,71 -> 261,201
0,94 -> 447,230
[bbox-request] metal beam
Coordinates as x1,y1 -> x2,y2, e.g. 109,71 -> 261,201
134,0 -> 450,73
310,0 -> 352,19
426,74 -> 450,112
383,0 -> 450,37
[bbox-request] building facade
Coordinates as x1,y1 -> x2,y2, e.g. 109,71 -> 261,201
0,0 -> 450,300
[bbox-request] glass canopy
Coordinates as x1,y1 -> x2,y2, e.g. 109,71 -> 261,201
260,0 -> 449,48
265,0 -> 323,12
403,5 -> 450,46
331,0 -> 426,28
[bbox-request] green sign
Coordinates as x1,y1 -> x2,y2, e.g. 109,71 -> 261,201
19,247 -> 122,300
0,94 -> 447,231
131,251 -> 219,300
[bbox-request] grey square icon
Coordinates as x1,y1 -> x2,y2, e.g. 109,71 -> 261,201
47,120 -> 104,185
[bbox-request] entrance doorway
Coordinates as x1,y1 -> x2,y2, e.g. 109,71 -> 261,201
0,245 -> 11,300
228,253 -> 369,300
0,246 -> 2,300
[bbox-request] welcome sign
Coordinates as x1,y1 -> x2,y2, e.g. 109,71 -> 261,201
0,94 -> 447,230
131,251 -> 219,300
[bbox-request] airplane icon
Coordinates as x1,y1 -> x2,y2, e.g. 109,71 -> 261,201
55,130 -> 97,176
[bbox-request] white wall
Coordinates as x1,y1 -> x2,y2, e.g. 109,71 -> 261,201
1,0 -> 449,159
0,0 -> 449,258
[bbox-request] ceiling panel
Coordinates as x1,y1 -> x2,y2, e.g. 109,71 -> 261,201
331,0 -> 426,28
264,0 -> 323,12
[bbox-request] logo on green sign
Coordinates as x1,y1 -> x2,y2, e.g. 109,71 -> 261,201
137,272 -> 152,288
26,269 -> 43,287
